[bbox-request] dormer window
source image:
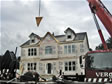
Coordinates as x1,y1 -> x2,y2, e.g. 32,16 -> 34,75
29,33 -> 40,44
67,35 -> 71,39
64,28 -> 76,41
31,39 -> 35,43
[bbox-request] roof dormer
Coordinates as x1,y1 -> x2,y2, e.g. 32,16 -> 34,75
64,27 -> 76,41
29,33 -> 40,44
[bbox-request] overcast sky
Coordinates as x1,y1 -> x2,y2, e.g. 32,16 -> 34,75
0,0 -> 112,56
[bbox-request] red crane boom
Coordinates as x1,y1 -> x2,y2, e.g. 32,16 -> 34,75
87,0 -> 112,37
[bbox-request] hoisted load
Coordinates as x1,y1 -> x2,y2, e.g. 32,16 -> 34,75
36,0 -> 43,27
36,17 -> 43,26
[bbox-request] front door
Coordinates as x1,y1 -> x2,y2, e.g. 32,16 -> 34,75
47,63 -> 52,74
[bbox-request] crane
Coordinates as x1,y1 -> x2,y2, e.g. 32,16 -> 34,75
87,0 -> 112,49
85,0 -> 112,82
87,0 -> 112,37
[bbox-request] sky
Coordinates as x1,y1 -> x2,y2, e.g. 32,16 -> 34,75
0,0 -> 112,56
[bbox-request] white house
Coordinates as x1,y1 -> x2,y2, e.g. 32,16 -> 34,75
20,27 -> 89,77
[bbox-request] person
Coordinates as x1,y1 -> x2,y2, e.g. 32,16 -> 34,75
33,72 -> 40,82
58,70 -> 62,78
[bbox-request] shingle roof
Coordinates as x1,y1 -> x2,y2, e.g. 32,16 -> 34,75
64,27 -> 76,35
20,40 -> 30,47
75,32 -> 87,40
29,32 -> 40,39
20,30 -> 87,47
54,35 -> 66,42
54,32 -> 87,42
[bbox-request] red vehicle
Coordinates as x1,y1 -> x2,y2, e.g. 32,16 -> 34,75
85,0 -> 112,83
85,50 -> 112,82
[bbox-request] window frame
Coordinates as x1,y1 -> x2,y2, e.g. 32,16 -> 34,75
31,39 -> 35,43
72,45 -> 75,53
27,63 -> 37,71
67,35 -> 72,39
45,46 -> 53,54
64,61 -> 76,71
64,46 -> 67,54
64,45 -> 76,54
28,48 -> 37,56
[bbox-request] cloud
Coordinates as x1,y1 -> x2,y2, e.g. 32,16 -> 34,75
1,0 -> 111,56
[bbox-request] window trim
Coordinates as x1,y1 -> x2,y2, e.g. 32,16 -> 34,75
64,45 -> 76,54
31,39 -> 35,43
28,48 -> 37,56
67,35 -> 72,39
27,63 -> 37,71
45,46 -> 53,54
64,61 -> 76,71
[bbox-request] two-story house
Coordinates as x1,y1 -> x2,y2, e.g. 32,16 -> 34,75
20,27 -> 89,77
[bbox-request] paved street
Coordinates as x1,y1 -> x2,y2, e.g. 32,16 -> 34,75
0,80 -> 112,84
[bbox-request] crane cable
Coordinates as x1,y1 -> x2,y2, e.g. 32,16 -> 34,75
36,0 -> 43,27
38,0 -> 41,16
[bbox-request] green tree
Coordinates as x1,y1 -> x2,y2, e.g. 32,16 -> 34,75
107,37 -> 112,49
96,37 -> 112,50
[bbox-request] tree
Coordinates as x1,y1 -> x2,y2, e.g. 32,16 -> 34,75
96,37 -> 112,50
106,37 -> 112,49
89,48 -> 93,51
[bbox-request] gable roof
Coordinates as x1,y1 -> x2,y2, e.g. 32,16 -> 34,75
75,32 -> 87,40
38,32 -> 59,45
29,32 -> 40,39
20,28 -> 89,48
54,32 -> 87,42
20,40 -> 30,47
64,27 -> 76,35
20,40 -> 40,48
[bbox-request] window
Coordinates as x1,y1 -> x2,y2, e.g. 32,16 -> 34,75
64,46 -> 67,54
65,61 -> 75,71
31,39 -> 35,43
64,45 -> 76,54
31,49 -> 33,55
67,35 -> 71,39
72,45 -> 75,53
34,63 -> 36,70
27,63 -> 37,71
28,48 -> 37,56
69,62 -> 72,71
31,63 -> 33,70
65,62 -> 68,71
80,44 -> 84,52
68,45 -> 71,53
80,49 -> 84,52
45,46 -> 53,54
28,63 -> 30,70
34,48 -> 37,55
28,49 -> 30,56
72,61 -> 75,70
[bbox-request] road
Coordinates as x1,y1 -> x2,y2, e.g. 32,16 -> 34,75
0,80 -> 112,84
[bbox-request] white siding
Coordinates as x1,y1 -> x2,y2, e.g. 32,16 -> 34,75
65,30 -> 75,41
39,34 -> 58,59
21,31 -> 89,76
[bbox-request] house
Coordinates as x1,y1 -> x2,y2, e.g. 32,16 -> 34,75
20,27 -> 89,77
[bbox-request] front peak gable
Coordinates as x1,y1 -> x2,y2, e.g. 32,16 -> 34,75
29,33 -> 40,39
29,33 -> 40,44
64,27 -> 76,41
39,32 -> 59,45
